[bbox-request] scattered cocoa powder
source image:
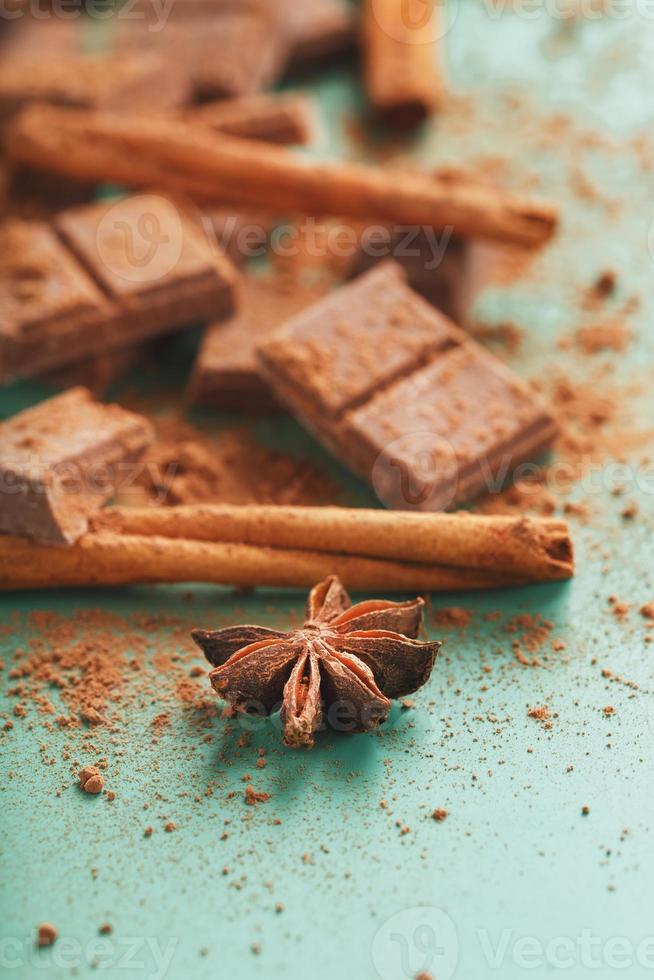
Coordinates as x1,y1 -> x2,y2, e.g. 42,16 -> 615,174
432,809 -> 448,822
433,607 -> 472,628
151,713 -> 171,737
116,418 -> 342,509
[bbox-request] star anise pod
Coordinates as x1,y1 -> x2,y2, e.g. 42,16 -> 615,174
192,575 -> 441,749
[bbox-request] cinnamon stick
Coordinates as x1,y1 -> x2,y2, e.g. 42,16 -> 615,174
363,0 -> 443,128
92,505 -> 574,582
0,531 -> 535,592
7,104 -> 558,247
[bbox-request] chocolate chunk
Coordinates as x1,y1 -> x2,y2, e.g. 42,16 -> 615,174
259,262 -> 460,418
187,93 -> 314,146
41,345 -> 152,397
129,7 -> 287,101
348,345 -> 557,510
258,262 -> 557,511
0,194 -> 236,382
121,0 -> 355,97
0,387 -> 154,546
0,219 -> 113,381
281,0 -> 357,71
0,20 -> 190,124
347,229 -> 477,324
189,275 -> 329,412
188,9 -> 288,101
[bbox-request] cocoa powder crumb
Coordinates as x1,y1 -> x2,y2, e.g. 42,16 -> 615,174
164,822 -> 176,833
575,320 -> 631,355
244,786 -> 270,806
432,809 -> 448,822
609,597 -> 630,620
36,923 -> 57,947
79,766 -> 104,795
621,501 -> 639,519
593,269 -> 617,299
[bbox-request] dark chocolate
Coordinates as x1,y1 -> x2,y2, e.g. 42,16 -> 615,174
258,262 -> 558,510
189,276 -> 329,412
0,387 -> 154,545
0,194 -> 236,382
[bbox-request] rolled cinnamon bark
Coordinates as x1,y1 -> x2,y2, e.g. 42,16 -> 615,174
363,0 -> 443,127
92,505 -> 574,582
7,104 -> 558,247
0,531 -> 529,592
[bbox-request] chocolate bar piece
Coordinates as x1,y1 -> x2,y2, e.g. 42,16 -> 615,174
258,262 -> 558,511
119,0 -> 354,97
0,219 -> 114,381
346,228 -> 474,324
0,20 -> 190,125
190,11 -> 287,100
0,387 -> 154,545
189,276 -> 329,412
280,0 -> 357,70
0,194 -> 236,382
187,93 -> 314,145
146,9 -> 287,100
40,344 -> 152,397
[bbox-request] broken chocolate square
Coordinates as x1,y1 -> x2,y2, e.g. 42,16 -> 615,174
257,261 -> 557,510
0,387 -> 154,545
0,194 -> 237,382
0,219 -> 113,382
189,275 -> 329,412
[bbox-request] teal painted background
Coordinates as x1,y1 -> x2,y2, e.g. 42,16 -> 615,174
2,4 -> 654,978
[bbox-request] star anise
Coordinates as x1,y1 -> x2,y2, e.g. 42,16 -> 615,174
192,575 -> 441,749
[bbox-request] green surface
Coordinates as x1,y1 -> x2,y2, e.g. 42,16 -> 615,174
3,6 -> 654,980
